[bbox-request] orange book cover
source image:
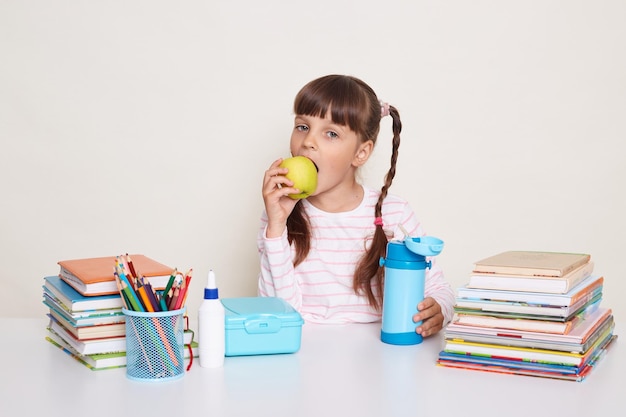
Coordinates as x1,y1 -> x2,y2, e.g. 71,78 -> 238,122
58,254 -> 174,296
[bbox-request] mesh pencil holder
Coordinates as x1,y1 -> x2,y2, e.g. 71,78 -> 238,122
123,308 -> 186,382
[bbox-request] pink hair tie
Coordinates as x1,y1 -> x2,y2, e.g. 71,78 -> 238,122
374,217 -> 384,227
380,101 -> 390,118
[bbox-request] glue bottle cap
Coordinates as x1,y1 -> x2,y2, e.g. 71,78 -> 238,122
204,270 -> 219,299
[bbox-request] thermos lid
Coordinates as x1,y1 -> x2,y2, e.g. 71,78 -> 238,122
386,236 -> 445,262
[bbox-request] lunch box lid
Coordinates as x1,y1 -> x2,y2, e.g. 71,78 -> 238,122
222,297 -> 304,331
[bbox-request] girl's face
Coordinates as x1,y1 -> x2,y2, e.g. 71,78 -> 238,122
290,112 -> 372,197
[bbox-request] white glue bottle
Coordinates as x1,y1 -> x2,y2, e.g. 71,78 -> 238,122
198,269 -> 225,368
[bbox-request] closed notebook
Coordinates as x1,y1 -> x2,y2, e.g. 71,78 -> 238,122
447,307 -> 613,346
442,328 -> 614,367
43,275 -> 124,311
47,310 -> 126,340
46,330 -> 127,370
437,331 -> 617,382
48,318 -> 126,355
452,312 -> 577,334
43,295 -> 124,327
46,329 -> 198,371
458,275 -> 603,307
453,288 -> 602,319
467,261 -> 594,294
58,254 -> 174,296
472,251 -> 591,277
47,320 -> 195,356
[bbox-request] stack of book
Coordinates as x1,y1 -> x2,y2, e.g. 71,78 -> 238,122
43,254 -> 198,371
437,251 -> 618,382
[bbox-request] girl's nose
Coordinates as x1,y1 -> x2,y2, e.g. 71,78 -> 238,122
302,132 -> 317,150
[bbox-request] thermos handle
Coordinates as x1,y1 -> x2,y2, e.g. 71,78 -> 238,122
404,236 -> 444,257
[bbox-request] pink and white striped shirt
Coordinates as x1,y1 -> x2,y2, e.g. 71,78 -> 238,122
257,186 -> 455,324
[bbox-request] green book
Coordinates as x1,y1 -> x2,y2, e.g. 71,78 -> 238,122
46,331 -> 126,370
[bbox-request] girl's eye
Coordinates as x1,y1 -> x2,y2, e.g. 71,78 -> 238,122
326,131 -> 339,139
295,125 -> 309,132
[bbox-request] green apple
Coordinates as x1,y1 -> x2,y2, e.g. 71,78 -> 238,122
279,156 -> 318,199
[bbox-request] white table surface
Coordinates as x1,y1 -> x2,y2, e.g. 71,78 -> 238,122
1,318 -> 622,417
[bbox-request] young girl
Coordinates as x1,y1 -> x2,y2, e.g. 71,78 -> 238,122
258,74 -> 455,338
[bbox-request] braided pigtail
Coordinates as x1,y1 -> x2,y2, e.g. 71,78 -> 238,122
287,201 -> 311,267
353,105 -> 402,310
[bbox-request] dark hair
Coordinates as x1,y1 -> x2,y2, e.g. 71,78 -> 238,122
287,74 -> 402,311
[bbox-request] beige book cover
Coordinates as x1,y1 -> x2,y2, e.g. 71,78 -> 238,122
472,251 -> 591,277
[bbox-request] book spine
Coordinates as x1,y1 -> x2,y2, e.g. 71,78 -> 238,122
568,277 -> 603,304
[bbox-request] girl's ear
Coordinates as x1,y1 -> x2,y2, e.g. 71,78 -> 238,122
353,140 -> 374,167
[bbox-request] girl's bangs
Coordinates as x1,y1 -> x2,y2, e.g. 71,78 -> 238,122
294,80 -> 366,133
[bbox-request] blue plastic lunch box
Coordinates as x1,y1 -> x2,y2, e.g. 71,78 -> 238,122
221,297 -> 304,356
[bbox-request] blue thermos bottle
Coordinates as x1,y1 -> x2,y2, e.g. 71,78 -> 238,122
379,236 -> 444,345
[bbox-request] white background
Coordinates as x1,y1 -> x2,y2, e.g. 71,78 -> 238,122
1,1 -> 624,332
